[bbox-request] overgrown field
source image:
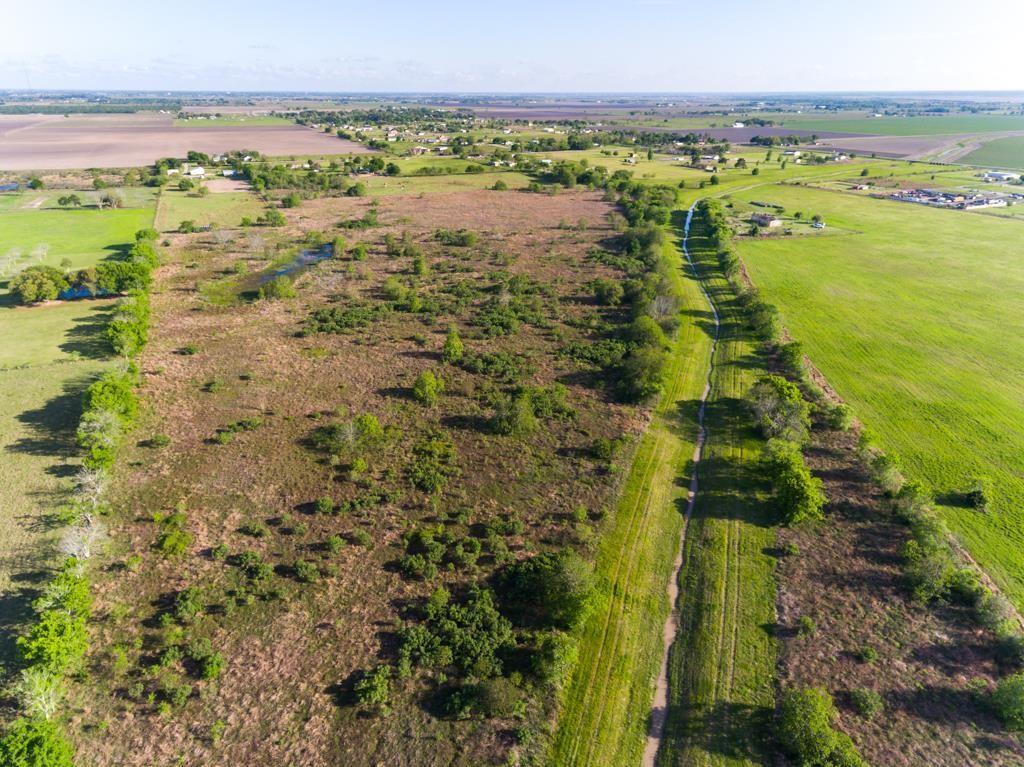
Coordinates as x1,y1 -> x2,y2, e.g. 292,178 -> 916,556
778,114 -> 1024,136
735,184 -> 1024,609
69,187 -> 680,766
154,188 -> 266,232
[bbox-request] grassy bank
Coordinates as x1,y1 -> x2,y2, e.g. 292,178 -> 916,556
657,210 -> 777,767
549,226 -> 713,766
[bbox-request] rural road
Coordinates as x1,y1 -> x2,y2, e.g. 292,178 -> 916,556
643,201 -> 720,767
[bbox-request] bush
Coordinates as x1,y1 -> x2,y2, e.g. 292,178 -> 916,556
498,551 -> 595,630
532,631 -> 578,686
778,687 -> 867,767
155,512 -> 193,558
258,275 -> 296,300
626,315 -> 668,349
993,673 -> 1024,730
826,402 -> 854,431
412,370 -> 444,406
490,392 -> 538,437
17,611 -> 88,674
797,615 -> 817,636
615,345 -> 667,402
592,278 -> 624,306
434,229 -> 477,247
354,666 -> 391,710
442,325 -> 464,364
407,430 -> 459,493
967,477 -> 992,512
0,716 -> 74,767
850,688 -> 884,720
294,560 -> 320,583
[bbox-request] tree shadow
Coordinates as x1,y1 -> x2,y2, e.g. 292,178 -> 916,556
59,303 -> 115,360
7,374 -> 94,470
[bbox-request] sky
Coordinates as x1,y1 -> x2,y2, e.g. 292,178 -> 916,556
3,0 -> 1023,93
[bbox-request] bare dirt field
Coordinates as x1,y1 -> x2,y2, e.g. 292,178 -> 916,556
810,132 -> 1024,160
0,113 -> 367,171
203,177 -> 253,194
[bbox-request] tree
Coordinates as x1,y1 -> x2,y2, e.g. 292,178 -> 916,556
616,345 -> 667,402
56,194 -> 81,208
592,278 -> 624,306
178,220 -> 196,234
135,227 -> 158,242
748,375 -> 810,443
412,371 -> 444,406
490,391 -> 537,436
13,668 -> 64,720
17,610 -> 88,674
354,666 -> 391,711
385,162 -> 401,176
258,275 -> 296,300
10,266 -> 70,304
763,440 -> 826,524
0,716 -> 74,767
627,315 -> 668,349
442,325 -> 464,364
27,177 -> 44,190
498,551 -> 596,630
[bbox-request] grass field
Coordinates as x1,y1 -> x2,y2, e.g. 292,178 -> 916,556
173,116 -> 294,128
962,136 -> 1024,169
550,234 -> 712,767
0,191 -> 153,673
655,211 -> 776,767
0,298 -> 118,669
0,194 -> 156,278
154,188 -> 266,231
735,183 -> 1024,610
363,170 -> 532,196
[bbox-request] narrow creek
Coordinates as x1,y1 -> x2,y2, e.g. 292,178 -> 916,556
643,201 -> 720,767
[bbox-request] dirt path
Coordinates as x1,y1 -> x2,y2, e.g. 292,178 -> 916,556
643,202 -> 719,767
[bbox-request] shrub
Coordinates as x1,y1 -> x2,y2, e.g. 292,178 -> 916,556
967,477 -> 992,512
173,586 -> 204,623
178,220 -> 196,233
354,666 -> 391,710
490,392 -> 537,437
993,673 -> 1024,730
314,497 -> 335,515
531,631 -> 578,686
797,615 -> 817,637
592,278 -> 624,306
17,611 -> 88,674
0,716 -> 74,767
627,315 -> 668,349
258,275 -> 296,300
442,325 -> 464,364
155,513 -> 192,558
327,535 -> 346,554
407,431 -> 459,493
294,560 -> 320,583
615,345 -> 667,402
854,645 -> 878,664
778,687 -> 867,767
412,370 -> 444,406
850,688 -> 884,720
434,229 -> 477,247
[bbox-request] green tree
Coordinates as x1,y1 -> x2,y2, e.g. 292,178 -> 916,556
778,687 -> 866,767
0,716 -> 74,767
993,673 -> 1024,730
412,371 -> 444,406
748,375 -> 810,442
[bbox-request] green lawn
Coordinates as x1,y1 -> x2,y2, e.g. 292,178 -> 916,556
735,184 -> 1024,609
550,234 -> 712,767
962,136 -> 1024,170
173,116 -> 294,127
154,189 -> 266,232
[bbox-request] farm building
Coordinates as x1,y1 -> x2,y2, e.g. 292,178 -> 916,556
982,171 -> 1021,182
751,213 -> 782,228
732,121 -> 745,128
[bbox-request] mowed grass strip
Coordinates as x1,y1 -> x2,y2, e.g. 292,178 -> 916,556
657,212 -> 776,767
549,234 -> 712,766
735,184 -> 1024,609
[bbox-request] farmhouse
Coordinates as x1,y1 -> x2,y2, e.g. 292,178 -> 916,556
751,213 -> 782,228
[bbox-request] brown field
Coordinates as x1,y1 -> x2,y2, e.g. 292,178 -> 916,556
810,132 -> 1024,160
0,113 -> 367,171
776,416 -> 1024,766
70,189 -> 651,767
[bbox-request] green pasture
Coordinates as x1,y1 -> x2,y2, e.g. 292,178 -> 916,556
962,136 -> 1024,170
173,115 -> 294,128
154,188 -> 265,231
364,170 -> 531,196
735,183 -> 1024,609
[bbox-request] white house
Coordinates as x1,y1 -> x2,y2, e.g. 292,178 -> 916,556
188,166 -> 206,178
732,121 -> 745,128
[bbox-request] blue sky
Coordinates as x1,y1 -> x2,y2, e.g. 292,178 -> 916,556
3,0 -> 1023,92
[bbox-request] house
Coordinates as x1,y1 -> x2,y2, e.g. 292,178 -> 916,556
166,168 -> 180,176
410,146 -> 429,156
188,166 -> 206,178
221,169 -> 236,177
732,121 -> 745,128
751,213 -> 782,228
